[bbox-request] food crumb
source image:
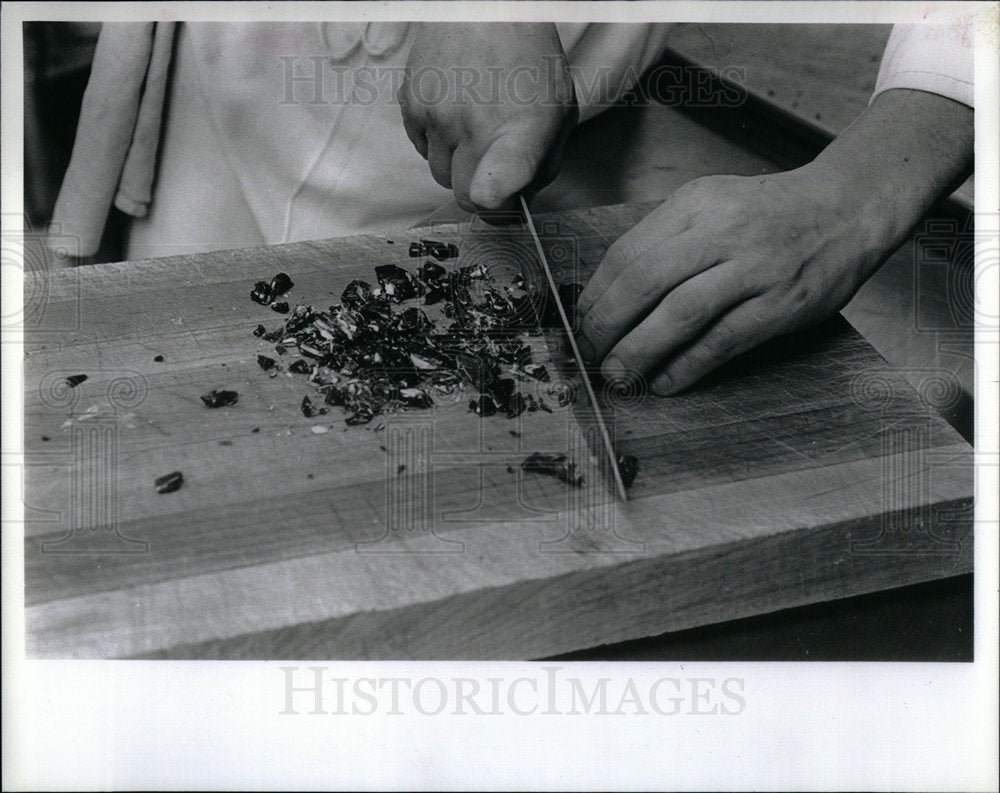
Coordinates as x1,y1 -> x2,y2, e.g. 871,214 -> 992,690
66,374 -> 87,388
310,425 -> 328,434
616,454 -> 639,489
155,471 -> 184,494
153,355 -> 164,362
521,452 -> 583,487
200,389 -> 238,408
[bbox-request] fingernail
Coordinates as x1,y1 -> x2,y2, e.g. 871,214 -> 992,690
577,337 -> 595,364
601,355 -> 626,381
652,372 -> 672,395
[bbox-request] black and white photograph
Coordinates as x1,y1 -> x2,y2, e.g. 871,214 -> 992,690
3,1 -> 998,790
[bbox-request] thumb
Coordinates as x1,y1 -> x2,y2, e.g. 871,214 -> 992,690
468,125 -> 548,210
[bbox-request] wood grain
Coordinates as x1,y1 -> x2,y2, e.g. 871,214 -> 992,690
23,203 -> 973,658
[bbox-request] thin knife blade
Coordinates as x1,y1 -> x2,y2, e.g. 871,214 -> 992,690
519,195 -> 628,502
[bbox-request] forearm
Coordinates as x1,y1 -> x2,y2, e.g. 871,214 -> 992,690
801,88 -> 973,259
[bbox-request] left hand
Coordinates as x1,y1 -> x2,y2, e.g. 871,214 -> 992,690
398,23 -> 578,215
575,168 -> 884,395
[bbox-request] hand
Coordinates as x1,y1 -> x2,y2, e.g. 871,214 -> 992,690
576,89 -> 974,395
398,23 -> 578,215
576,170 -> 882,395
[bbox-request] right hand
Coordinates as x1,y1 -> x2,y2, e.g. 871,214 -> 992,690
398,23 -> 578,216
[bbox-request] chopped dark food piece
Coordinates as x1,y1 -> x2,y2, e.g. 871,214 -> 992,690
200,389 -> 238,408
248,249 -> 571,430
420,239 -> 459,261
66,374 -> 88,387
506,465 -> 514,474
396,307 -> 430,334
153,355 -> 164,362
257,355 -> 276,371
488,377 -> 516,401
155,471 -> 184,494
423,287 -> 446,306
521,452 -> 583,487
397,464 -> 407,475
408,242 -> 425,257
324,387 -> 345,406
251,280 -> 273,305
418,260 -> 446,283
269,272 -> 294,296
524,363 -> 549,382
399,387 -> 432,408
456,352 -> 494,389
470,394 -> 499,417
301,395 -> 318,418
251,427 -> 260,433
509,430 -> 520,438
616,454 -> 639,489
41,435 -> 50,441
271,302 -> 290,314
341,280 -> 372,309
386,240 -> 394,244
346,407 -> 374,425
375,264 -> 417,302
284,305 -> 315,333
505,392 -> 526,418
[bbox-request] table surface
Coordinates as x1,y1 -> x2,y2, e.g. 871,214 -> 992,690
23,201 -> 973,659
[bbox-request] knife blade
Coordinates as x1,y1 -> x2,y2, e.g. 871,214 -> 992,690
519,195 -> 629,502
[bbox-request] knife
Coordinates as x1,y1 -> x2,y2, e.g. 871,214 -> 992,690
519,195 -> 629,502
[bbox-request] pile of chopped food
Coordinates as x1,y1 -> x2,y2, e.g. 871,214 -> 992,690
244,242 -> 638,491
248,250 -> 576,428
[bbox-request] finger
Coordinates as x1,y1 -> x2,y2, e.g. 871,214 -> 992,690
449,143 -> 479,213
468,122 -> 548,210
576,231 -> 724,365
600,259 -> 752,385
649,296 -> 780,395
525,110 -> 574,196
401,108 -> 429,160
427,137 -> 454,189
577,190 -> 699,320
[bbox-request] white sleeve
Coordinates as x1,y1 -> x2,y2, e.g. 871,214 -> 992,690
873,22 -> 974,107
555,23 -> 674,123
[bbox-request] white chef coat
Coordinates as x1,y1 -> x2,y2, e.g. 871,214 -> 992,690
124,22 -> 674,259
873,20 -> 974,107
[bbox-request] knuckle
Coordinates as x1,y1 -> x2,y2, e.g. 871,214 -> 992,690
784,279 -> 811,307
702,324 -> 737,358
603,235 -> 641,273
671,296 -> 708,333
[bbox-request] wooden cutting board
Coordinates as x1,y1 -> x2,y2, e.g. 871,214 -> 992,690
22,202 -> 973,659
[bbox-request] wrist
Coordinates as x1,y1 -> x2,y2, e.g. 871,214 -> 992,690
798,89 -> 973,264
